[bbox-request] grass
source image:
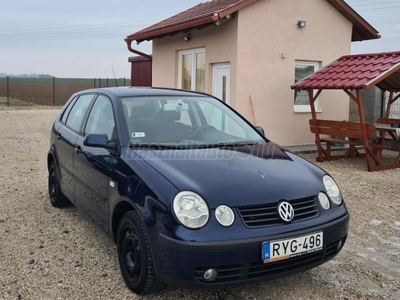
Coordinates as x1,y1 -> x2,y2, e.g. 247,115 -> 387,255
0,97 -> 61,110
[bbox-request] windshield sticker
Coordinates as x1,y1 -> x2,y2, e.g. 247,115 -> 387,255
132,132 -> 146,138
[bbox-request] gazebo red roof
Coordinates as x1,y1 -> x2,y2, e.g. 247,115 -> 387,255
291,51 -> 400,92
125,0 -> 380,44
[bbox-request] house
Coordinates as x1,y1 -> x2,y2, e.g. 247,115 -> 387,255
125,0 -> 379,146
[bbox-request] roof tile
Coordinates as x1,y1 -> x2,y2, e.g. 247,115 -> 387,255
126,0 -> 379,43
292,51 -> 400,90
126,0 -> 252,43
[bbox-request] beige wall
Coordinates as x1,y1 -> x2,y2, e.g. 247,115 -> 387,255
152,17 -> 239,104
151,0 -> 354,146
236,0 -> 352,145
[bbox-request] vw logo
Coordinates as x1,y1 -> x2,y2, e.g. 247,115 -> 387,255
278,202 -> 295,222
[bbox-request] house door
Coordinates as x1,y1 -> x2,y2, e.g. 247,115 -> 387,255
213,63 -> 230,104
213,64 -> 231,130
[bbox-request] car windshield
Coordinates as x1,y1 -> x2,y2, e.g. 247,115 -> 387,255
120,95 -> 266,149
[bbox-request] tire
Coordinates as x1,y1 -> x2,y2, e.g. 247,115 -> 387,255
48,162 -> 69,208
117,210 -> 163,295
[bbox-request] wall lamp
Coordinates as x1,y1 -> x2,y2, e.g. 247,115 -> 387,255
297,20 -> 306,28
183,34 -> 192,42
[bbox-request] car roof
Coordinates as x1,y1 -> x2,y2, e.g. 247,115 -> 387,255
78,87 -> 211,98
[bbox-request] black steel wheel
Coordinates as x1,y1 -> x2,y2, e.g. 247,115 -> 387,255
117,210 -> 163,295
48,162 -> 69,207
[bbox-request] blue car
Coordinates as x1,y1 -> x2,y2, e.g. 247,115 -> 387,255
48,87 -> 349,295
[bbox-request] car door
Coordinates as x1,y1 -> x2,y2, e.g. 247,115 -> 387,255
73,94 -> 117,230
55,94 -> 94,201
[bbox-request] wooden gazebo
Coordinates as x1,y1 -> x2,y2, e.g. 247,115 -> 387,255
292,51 -> 400,171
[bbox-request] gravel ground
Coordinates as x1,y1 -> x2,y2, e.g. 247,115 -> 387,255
0,109 -> 399,300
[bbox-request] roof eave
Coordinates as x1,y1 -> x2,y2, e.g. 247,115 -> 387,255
125,15 -> 219,44
218,0 -> 259,18
327,0 -> 380,42
365,64 -> 400,89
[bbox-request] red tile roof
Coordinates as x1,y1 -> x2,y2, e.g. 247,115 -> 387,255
126,0 -> 257,43
125,0 -> 379,44
291,51 -> 400,91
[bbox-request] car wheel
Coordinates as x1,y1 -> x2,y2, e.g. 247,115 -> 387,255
117,210 -> 163,295
48,162 -> 69,207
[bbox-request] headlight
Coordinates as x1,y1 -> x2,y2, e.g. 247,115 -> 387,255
215,205 -> 235,227
323,175 -> 342,205
173,191 -> 209,229
318,192 -> 331,210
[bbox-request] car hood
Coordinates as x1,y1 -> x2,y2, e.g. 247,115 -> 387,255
132,143 -> 325,208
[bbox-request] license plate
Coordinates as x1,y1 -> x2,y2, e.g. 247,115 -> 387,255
262,232 -> 323,264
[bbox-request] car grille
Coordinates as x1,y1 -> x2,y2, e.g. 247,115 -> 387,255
237,196 -> 320,228
194,238 -> 345,284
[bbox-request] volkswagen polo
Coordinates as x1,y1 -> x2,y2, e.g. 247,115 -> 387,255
47,87 -> 349,295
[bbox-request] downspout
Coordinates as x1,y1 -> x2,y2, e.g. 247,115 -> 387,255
125,39 -> 152,60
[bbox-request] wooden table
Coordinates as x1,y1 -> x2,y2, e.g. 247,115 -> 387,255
374,124 -> 400,164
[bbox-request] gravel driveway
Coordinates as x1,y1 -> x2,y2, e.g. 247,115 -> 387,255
0,109 -> 399,299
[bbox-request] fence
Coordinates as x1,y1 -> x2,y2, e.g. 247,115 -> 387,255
349,89 -> 400,122
0,77 -> 129,107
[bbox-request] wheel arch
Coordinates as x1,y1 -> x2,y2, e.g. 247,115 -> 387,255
111,200 -> 136,242
47,146 -> 58,170
47,153 -> 55,170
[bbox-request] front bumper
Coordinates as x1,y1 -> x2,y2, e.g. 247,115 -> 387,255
153,213 -> 349,288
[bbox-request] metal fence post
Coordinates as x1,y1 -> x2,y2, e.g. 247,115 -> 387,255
93,78 -> 96,88
53,77 -> 56,106
99,78 -> 101,88
7,76 -> 9,107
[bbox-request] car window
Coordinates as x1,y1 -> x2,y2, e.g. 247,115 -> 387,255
120,96 -> 264,147
61,97 -> 78,124
65,94 -> 94,132
84,95 -> 115,141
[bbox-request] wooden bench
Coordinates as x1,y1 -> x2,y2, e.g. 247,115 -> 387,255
309,119 -> 387,162
376,118 -> 400,126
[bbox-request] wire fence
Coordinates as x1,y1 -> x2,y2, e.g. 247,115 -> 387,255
0,77 -> 129,107
386,93 -> 400,119
349,89 -> 400,122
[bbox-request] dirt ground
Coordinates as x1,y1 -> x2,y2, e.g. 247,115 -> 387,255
0,109 -> 399,300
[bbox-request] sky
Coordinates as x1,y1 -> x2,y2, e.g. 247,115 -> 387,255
0,0 -> 399,78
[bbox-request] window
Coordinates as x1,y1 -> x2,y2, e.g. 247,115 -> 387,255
294,61 -> 319,113
65,94 -> 94,132
84,95 -> 115,141
120,96 -> 262,146
178,48 -> 205,92
61,97 -> 78,124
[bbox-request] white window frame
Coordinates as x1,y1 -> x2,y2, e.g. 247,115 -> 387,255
178,48 -> 205,91
294,61 -> 321,113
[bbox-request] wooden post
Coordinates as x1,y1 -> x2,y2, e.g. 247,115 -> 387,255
356,90 -> 374,171
385,92 -> 400,118
249,95 -> 256,125
308,89 -> 324,161
385,92 -> 394,118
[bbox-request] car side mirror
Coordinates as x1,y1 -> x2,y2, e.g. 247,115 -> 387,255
84,133 -> 115,150
255,126 -> 265,136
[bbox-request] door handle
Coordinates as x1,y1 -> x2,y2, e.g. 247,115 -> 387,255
75,146 -> 82,156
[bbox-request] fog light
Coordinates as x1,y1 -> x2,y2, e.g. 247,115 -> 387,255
203,268 -> 217,282
318,192 -> 330,210
337,239 -> 343,251
215,205 -> 235,227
